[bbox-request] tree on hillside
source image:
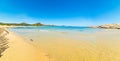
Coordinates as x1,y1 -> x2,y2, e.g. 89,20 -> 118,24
20,22 -> 29,26
33,22 -> 43,26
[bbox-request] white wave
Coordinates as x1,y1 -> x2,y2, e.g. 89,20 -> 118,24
39,30 -> 49,32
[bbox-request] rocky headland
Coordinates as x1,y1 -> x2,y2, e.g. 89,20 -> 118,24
91,24 -> 120,29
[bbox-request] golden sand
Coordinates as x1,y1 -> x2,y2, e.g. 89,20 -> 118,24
0,31 -> 49,61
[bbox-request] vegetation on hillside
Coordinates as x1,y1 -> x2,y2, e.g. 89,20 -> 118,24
0,22 -> 45,26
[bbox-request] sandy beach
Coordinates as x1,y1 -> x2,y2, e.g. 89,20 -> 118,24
0,28 -> 49,61
10,28 -> 120,61
1,27 -> 120,61
1,0 -> 120,60
0,27 -> 118,60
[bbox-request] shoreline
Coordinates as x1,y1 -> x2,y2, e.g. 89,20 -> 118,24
1,26 -> 120,61
9,27 -> 120,61
0,28 -> 50,61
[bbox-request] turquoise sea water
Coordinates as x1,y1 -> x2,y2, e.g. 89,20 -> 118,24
9,26 -> 103,33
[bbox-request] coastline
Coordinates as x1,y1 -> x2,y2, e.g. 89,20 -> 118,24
10,26 -> 120,61
0,28 -> 50,61
1,26 -> 120,61
90,24 -> 120,29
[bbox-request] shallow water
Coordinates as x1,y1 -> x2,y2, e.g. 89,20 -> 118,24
9,26 -> 120,61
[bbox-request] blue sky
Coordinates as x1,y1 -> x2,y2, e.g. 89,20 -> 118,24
0,0 -> 120,26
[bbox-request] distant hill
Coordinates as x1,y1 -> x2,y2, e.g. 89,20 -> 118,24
0,22 -> 45,26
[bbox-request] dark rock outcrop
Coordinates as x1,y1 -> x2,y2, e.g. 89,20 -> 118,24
0,28 -> 9,57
